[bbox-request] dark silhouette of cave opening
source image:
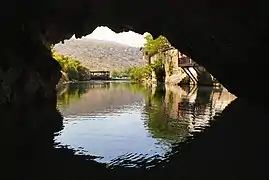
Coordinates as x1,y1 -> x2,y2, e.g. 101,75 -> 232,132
0,1 -> 268,179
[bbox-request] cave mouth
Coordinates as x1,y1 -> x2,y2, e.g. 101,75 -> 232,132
50,26 -> 232,167
2,1 -> 269,105
0,2 -> 268,178
52,26 -> 219,88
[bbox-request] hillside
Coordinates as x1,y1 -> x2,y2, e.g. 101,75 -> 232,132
53,38 -> 146,71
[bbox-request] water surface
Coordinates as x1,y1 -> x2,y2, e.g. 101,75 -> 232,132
55,81 -> 236,167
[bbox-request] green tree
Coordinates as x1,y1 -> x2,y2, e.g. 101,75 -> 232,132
52,51 -> 90,82
111,70 -> 119,78
151,57 -> 165,82
143,34 -> 171,56
129,65 -> 152,82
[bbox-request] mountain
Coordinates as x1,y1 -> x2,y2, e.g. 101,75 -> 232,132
53,38 -> 146,71
85,26 -> 147,47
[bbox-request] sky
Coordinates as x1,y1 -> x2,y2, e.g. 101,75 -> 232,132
72,26 -> 148,47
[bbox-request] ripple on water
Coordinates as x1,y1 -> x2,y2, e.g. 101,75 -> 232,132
55,82 -> 236,168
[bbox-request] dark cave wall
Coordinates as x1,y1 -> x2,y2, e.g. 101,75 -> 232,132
0,26 -> 61,105
1,0 -> 269,104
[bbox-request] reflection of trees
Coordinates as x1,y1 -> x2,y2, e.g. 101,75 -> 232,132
146,106 -> 190,142
57,83 -> 90,107
120,82 -> 151,95
1,96 -> 260,180
129,83 -> 151,95
144,85 -> 190,143
145,84 -> 236,142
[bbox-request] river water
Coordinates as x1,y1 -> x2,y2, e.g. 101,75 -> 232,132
55,81 -> 236,168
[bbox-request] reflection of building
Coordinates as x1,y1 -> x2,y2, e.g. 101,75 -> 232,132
143,47 -> 217,86
146,85 -> 236,143
164,85 -> 197,120
160,85 -> 237,132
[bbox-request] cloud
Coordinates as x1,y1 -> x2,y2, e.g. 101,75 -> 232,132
81,26 -> 147,47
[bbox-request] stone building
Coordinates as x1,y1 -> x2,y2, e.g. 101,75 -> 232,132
143,47 -> 216,86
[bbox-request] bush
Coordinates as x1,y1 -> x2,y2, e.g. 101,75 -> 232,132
129,66 -> 152,82
150,58 -> 165,82
52,51 -> 90,81
111,69 -> 130,78
127,58 -> 165,83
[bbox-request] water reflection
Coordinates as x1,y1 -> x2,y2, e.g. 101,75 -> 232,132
57,82 -> 91,108
55,82 -> 236,167
1,82 -> 267,179
144,84 -> 236,147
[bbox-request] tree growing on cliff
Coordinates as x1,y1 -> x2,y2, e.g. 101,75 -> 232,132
143,34 -> 171,56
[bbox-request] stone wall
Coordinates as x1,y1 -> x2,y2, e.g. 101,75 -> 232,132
149,53 -> 158,84
148,48 -> 215,86
149,48 -> 196,85
163,49 -> 192,85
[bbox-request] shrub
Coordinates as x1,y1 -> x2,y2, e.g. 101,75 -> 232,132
52,51 -> 90,81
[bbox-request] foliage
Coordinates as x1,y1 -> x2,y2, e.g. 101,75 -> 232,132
140,33 -> 170,83
150,57 -> 165,82
52,50 -> 90,81
111,68 -> 132,78
143,34 -> 172,57
127,57 -> 165,83
129,65 -> 152,82
110,32 -> 169,82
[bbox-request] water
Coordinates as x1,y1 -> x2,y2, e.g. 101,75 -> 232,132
55,81 -> 236,168
1,81 -> 266,179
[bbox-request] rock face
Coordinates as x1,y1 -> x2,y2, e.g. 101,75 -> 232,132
149,48 -> 213,86
163,49 -> 188,85
1,0 -> 269,103
0,28 -> 61,105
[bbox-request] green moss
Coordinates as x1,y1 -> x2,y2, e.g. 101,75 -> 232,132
168,60 -> 174,76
